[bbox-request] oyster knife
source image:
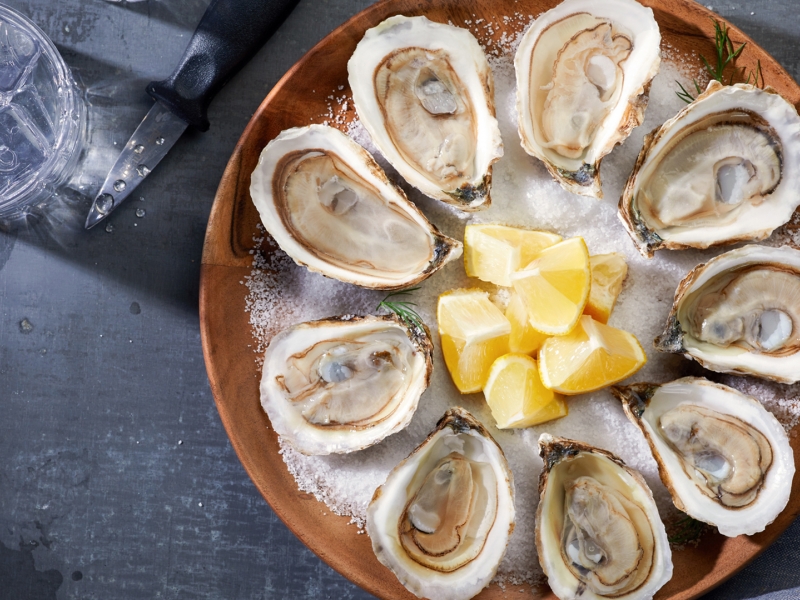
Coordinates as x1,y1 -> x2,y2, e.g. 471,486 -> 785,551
85,0 -> 301,229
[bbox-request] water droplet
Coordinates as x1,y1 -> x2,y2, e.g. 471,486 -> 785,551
136,208 -> 146,218
137,165 -> 151,177
139,196 -> 145,202
133,144 -> 145,154
113,180 -> 126,192
64,25 -> 70,33
155,137 -> 165,146
19,318 -> 33,333
105,223 -> 114,233
96,194 -> 114,214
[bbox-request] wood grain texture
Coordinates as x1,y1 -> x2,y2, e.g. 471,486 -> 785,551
199,1 -> 800,598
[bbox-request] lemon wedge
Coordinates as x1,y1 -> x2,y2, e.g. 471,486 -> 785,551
539,315 -> 646,394
506,291 -> 549,355
484,354 -> 567,428
510,237 -> 591,335
438,289 -> 511,393
585,253 -> 628,323
464,225 -> 562,287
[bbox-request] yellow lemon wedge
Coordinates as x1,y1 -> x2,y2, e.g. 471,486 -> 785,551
438,289 -> 511,393
585,253 -> 628,324
510,237 -> 591,335
484,354 -> 567,428
506,291 -> 549,355
538,315 -> 647,394
464,225 -> 562,287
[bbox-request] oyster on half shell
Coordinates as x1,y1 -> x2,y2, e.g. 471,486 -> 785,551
515,0 -> 661,198
250,125 -> 461,290
349,15 -> 503,211
260,315 -> 433,455
367,408 -> 514,600
620,82 -> 800,257
536,434 -> 672,600
655,244 -> 800,383
612,377 -> 794,537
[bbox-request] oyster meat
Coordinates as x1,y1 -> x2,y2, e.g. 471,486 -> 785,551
367,408 -> 514,600
620,82 -> 800,257
536,434 -> 672,600
250,125 -> 461,290
612,377 -> 794,537
260,315 -> 433,455
348,15 -> 503,210
655,244 -> 800,382
515,0 -> 660,198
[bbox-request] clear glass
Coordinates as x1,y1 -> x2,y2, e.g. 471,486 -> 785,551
0,3 -> 85,220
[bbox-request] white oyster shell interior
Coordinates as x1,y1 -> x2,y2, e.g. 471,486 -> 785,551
536,434 -> 672,600
515,0 -> 660,198
367,408 -> 514,600
618,378 -> 794,537
621,82 -> 800,256
260,315 -> 432,455
250,124 -> 461,289
660,244 -> 800,383
348,15 -> 503,210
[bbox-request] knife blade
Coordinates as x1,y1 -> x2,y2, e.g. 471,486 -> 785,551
85,0 -> 302,229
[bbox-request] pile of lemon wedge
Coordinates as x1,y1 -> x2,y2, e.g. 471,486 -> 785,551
438,225 -> 644,429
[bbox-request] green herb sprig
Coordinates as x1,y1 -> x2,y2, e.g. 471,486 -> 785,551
668,515 -> 708,546
377,287 -> 425,330
675,19 -> 762,103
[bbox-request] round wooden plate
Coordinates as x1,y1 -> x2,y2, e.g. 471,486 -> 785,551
199,1 -> 800,598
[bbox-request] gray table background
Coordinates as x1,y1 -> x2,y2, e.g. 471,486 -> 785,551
1,0 -> 799,598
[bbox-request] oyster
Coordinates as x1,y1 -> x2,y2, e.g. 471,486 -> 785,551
655,244 -> 800,383
348,15 -> 503,211
367,408 -> 514,600
250,125 -> 461,290
515,0 -> 660,198
612,377 -> 794,537
260,315 -> 433,455
536,434 -> 672,600
620,82 -> 800,257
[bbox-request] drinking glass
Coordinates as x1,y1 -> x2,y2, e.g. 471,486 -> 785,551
0,3 -> 85,220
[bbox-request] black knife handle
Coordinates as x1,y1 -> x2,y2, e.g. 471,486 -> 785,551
147,0 -> 301,131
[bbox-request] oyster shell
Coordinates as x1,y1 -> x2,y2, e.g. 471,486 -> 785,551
620,82 -> 800,257
612,377 -> 795,537
250,125 -> 461,290
515,0 -> 660,198
260,315 -> 433,455
536,434 -> 672,600
367,408 -> 514,600
348,15 -> 503,211
655,244 -> 800,383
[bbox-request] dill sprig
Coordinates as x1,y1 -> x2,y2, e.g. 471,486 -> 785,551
668,515 -> 708,546
377,287 -> 425,330
675,19 -> 761,103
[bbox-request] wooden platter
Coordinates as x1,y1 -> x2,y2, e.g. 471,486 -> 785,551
199,1 -> 800,598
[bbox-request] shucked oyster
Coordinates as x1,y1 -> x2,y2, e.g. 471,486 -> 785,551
367,408 -> 514,600
250,125 -> 461,290
515,0 -> 660,198
612,378 -> 794,537
656,244 -> 800,383
349,16 -> 503,211
620,82 -> 800,257
536,434 -> 672,600
260,315 -> 433,455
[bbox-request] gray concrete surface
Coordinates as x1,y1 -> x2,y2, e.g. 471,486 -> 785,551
0,0 -> 798,599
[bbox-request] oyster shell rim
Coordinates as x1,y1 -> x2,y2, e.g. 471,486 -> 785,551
618,81 -> 800,258
249,124 -> 463,290
260,313 -> 434,456
654,244 -> 800,383
611,376 -> 796,537
366,407 -> 515,600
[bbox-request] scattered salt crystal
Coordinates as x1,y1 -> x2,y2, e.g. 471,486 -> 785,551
242,17 -> 800,587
